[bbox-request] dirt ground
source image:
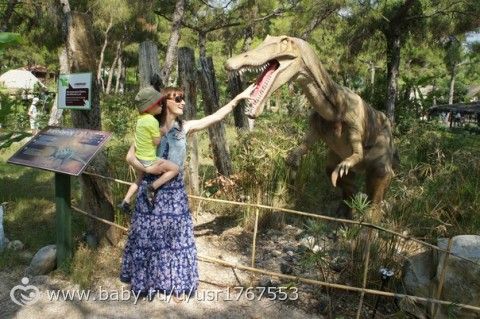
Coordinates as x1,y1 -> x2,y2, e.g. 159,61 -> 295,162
1,211 -> 330,319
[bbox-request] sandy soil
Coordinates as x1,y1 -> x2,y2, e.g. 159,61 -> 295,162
0,212 -> 325,319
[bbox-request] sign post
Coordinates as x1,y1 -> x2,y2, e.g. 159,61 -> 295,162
8,127 -> 111,266
55,173 -> 71,265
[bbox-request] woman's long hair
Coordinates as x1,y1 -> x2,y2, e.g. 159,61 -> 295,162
155,86 -> 184,129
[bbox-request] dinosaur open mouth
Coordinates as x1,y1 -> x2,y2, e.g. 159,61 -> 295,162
250,60 -> 280,104
230,59 -> 280,117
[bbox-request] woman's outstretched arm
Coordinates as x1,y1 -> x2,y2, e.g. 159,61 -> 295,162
183,84 -> 254,134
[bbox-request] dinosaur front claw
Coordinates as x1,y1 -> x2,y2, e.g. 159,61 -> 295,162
331,161 -> 352,187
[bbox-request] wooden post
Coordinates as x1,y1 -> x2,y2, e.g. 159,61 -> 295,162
198,56 -> 233,176
432,238 -> 453,317
178,47 -> 199,196
356,229 -> 373,319
55,173 -> 72,266
251,189 -> 261,268
227,73 -> 248,130
139,40 -> 161,89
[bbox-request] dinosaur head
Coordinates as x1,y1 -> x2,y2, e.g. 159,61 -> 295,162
225,35 -> 303,118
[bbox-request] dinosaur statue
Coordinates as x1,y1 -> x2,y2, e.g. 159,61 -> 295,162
225,35 -> 399,222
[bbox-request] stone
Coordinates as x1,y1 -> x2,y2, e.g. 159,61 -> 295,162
258,276 -> 275,288
296,245 -> 309,254
271,249 -> 282,257
282,246 -> 296,253
311,245 -> 321,253
280,262 -> 293,275
299,236 -> 316,249
27,245 -> 57,276
402,249 -> 435,298
435,235 -> 480,318
7,239 -> 24,251
329,256 -> 349,272
400,235 -> 480,318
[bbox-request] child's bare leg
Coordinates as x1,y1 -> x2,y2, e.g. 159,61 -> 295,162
148,160 -> 179,190
151,170 -> 178,189
123,170 -> 144,203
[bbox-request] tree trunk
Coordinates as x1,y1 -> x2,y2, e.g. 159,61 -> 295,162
139,40 -> 161,90
60,3 -> 120,246
448,66 -> 456,105
1,0 -> 18,32
178,47 -> 199,195
198,56 -> 233,176
159,0 -> 185,85
48,48 -> 68,126
96,17 -> 112,92
119,65 -> 126,93
385,32 -> 401,124
228,74 -> 248,130
114,54 -> 123,93
106,40 -> 121,94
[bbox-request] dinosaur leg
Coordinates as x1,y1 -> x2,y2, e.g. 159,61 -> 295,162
326,150 -> 357,219
364,131 -> 394,223
365,165 -> 392,223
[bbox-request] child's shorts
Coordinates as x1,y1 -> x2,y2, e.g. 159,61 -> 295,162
137,157 -> 160,168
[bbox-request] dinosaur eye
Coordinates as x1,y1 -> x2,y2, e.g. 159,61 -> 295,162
280,38 -> 290,52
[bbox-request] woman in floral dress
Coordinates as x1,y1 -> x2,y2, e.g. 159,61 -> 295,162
120,85 -> 253,298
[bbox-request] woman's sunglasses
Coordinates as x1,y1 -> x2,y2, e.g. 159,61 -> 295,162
168,95 -> 184,103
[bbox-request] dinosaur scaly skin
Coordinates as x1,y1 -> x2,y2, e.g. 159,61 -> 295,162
225,35 -> 398,222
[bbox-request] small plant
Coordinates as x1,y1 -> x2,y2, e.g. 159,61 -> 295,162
345,193 -> 371,220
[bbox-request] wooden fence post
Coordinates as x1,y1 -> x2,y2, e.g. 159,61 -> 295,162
178,47 -> 200,196
198,56 -> 233,176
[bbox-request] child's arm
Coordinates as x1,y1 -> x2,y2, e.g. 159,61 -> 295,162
152,136 -> 161,145
126,144 -> 179,176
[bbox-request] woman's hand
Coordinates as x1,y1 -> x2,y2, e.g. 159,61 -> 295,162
233,83 -> 255,102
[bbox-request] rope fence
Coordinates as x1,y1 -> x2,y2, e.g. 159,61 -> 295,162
78,171 -> 480,313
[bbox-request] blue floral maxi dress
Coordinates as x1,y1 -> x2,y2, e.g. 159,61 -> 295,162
120,123 -> 199,296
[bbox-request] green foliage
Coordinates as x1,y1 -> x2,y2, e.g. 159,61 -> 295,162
390,122 -> 480,237
0,32 -> 21,51
100,92 -> 137,137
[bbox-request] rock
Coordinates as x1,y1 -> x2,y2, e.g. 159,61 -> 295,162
299,236 -> 316,249
286,250 -> 294,257
258,276 -> 276,288
280,262 -> 293,274
282,246 -> 296,253
7,239 -> 24,251
27,245 -> 57,275
311,245 -> 321,253
403,249 -> 435,297
82,231 -> 99,248
400,235 -> 480,318
271,249 -> 282,257
330,256 -> 349,272
296,245 -> 309,254
435,235 -> 480,318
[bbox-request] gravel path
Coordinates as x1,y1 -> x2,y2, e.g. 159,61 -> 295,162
0,212 -> 323,319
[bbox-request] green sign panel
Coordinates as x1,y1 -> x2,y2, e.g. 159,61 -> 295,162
57,72 -> 92,110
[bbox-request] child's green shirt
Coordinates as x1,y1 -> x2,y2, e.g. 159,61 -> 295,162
135,113 -> 161,161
